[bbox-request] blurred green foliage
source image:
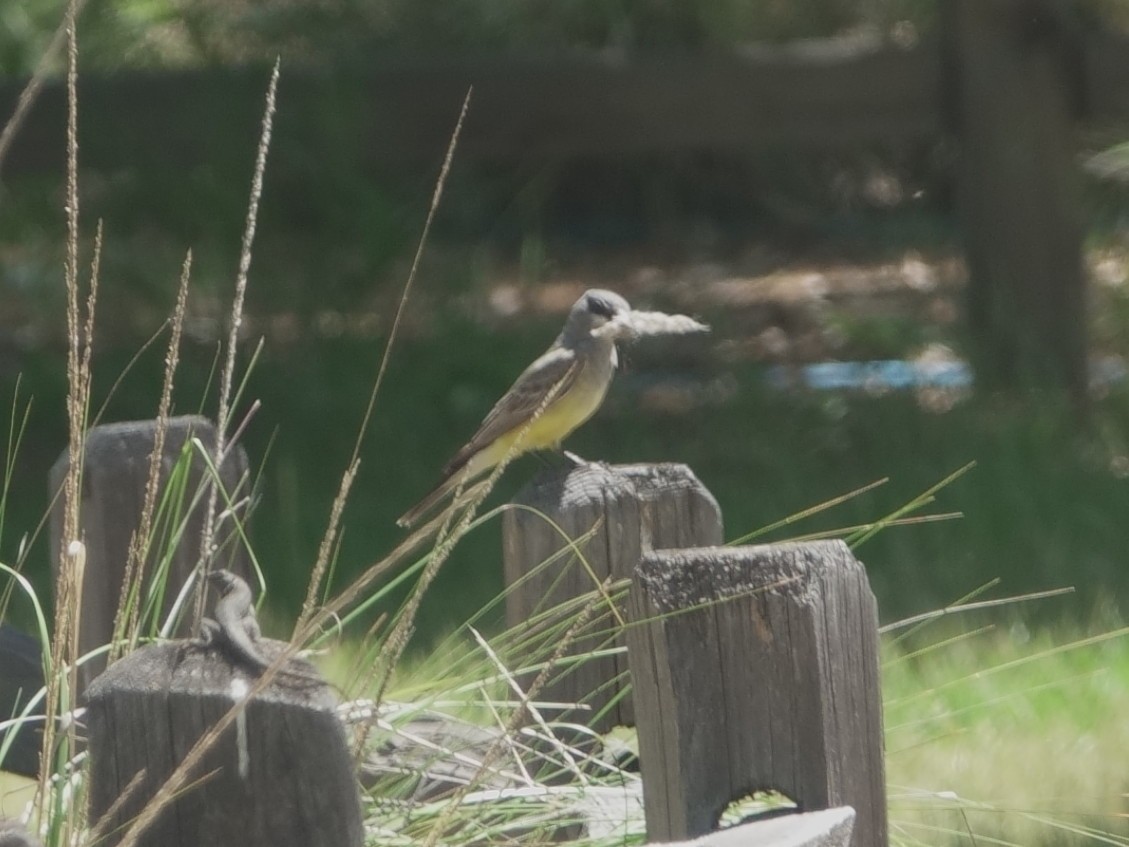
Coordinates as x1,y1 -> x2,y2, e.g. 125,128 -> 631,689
11,0 -> 1129,77
2,0 -> 938,75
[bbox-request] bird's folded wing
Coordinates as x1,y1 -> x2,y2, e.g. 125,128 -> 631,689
443,347 -> 580,476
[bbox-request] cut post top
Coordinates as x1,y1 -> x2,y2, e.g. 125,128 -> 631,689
635,539 -> 861,613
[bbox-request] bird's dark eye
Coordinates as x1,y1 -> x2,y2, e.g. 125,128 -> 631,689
586,296 -> 616,318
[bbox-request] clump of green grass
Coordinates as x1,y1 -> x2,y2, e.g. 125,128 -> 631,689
352,571 -> 1129,847
884,605 -> 1129,847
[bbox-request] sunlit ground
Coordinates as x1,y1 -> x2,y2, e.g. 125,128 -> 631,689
885,623 -> 1129,846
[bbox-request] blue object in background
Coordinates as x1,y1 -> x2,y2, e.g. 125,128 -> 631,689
766,360 -> 971,391
767,357 -> 1127,392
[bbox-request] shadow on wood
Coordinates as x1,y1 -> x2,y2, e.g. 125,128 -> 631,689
85,638 -> 362,847
49,416 -> 252,691
0,625 -> 44,778
662,807 -> 855,847
626,541 -> 885,846
502,462 -> 721,731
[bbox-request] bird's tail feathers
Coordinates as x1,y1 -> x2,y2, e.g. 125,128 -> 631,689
397,475 -> 457,529
397,467 -> 503,528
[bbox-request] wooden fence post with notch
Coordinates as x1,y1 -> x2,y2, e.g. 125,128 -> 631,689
502,462 -> 722,731
84,637 -> 363,847
49,416 -> 252,690
625,540 -> 887,847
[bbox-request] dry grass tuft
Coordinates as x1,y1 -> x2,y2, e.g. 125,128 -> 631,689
296,86 -> 474,633
193,59 -> 280,626
111,250 -> 193,661
38,3 -> 97,837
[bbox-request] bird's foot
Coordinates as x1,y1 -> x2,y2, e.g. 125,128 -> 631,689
536,449 -> 591,469
193,618 -> 220,649
562,450 -> 611,470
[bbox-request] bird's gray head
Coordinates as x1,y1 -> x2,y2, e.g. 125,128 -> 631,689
561,289 -> 631,344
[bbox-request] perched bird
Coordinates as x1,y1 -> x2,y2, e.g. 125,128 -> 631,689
397,289 -> 632,528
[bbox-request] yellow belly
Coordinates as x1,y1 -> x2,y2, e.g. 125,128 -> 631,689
466,373 -> 610,475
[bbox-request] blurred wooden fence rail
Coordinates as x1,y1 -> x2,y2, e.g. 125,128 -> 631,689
0,41 -> 939,168
3,17 -> 1128,166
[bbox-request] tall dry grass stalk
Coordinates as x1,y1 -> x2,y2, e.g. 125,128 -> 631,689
90,65 -> 285,847
296,86 -> 474,633
346,359 -> 578,763
39,1 -> 100,837
0,0 -> 89,181
110,250 -> 193,661
418,579 -> 611,847
0,377 -> 32,617
193,60 -> 279,626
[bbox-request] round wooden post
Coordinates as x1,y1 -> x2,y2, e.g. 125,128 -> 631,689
502,463 -> 721,731
49,416 -> 252,690
85,640 -> 362,847
626,540 -> 887,847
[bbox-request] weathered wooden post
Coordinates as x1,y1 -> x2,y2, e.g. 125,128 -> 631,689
943,0 -> 1087,399
85,637 -> 363,846
625,541 -> 886,847
49,416 -> 252,688
502,463 -> 721,730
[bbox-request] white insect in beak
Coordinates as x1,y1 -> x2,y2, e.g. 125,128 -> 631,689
604,311 -> 639,341
592,307 -> 708,342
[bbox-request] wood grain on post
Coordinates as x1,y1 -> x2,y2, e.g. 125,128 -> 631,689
49,416 -> 252,690
502,463 -> 721,731
85,639 -> 362,847
626,541 -> 886,846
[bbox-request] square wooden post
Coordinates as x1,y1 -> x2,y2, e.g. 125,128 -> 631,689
626,541 -> 886,846
502,463 -> 722,730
